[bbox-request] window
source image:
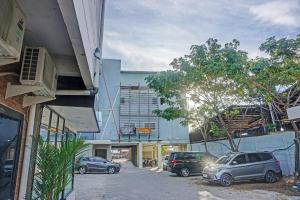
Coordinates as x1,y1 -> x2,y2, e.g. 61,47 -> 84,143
260,153 -> 273,161
0,105 -> 23,200
247,153 -> 261,163
231,154 -> 246,165
152,97 -> 158,105
120,97 -> 125,104
184,153 -> 196,159
31,106 -> 76,199
144,122 -> 156,130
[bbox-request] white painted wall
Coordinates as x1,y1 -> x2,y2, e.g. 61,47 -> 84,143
189,132 -> 295,176
73,0 -> 105,83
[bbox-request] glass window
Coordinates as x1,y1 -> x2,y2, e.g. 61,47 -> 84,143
31,106 -> 76,199
216,154 -> 235,164
152,98 -> 158,105
184,153 -> 196,159
260,153 -> 273,161
0,108 -> 22,200
247,153 -> 261,163
144,122 -> 156,130
120,97 -> 125,104
231,154 -> 247,165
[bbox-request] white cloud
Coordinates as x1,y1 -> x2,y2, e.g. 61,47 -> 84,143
249,0 -> 300,27
104,32 -> 182,71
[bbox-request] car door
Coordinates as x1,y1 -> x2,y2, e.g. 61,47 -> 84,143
245,153 -> 264,179
93,157 -> 108,172
183,153 -> 198,173
228,154 -> 248,180
86,157 -> 99,172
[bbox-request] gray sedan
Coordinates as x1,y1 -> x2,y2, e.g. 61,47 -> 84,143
75,156 -> 121,174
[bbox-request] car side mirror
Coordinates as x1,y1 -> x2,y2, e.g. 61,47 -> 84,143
232,161 -> 238,165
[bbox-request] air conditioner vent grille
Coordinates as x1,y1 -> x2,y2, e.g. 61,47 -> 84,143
22,48 -> 39,81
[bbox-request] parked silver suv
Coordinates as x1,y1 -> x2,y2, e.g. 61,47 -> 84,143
202,151 -> 282,186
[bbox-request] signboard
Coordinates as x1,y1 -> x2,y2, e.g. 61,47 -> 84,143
287,106 -> 300,120
137,127 -> 151,134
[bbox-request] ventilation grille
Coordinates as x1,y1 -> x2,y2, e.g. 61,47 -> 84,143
22,48 -> 39,81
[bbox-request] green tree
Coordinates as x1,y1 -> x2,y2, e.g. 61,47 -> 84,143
146,38 -> 252,152
246,35 -> 300,116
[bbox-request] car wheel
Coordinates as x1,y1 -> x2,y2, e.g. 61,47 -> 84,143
108,166 -> 116,174
79,167 -> 86,174
220,173 -> 233,186
265,170 -> 277,183
180,168 -> 190,177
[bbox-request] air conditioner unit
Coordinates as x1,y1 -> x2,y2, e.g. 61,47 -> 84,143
0,0 -> 25,66
20,47 -> 57,97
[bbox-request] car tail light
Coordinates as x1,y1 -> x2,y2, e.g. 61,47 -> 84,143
171,160 -> 176,165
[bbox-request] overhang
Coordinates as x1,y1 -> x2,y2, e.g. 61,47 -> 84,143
15,0 -> 102,133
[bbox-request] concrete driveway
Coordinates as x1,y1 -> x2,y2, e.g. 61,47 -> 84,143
75,161 -> 298,200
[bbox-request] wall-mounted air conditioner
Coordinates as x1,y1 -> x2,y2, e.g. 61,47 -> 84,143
20,47 -> 57,97
0,0 -> 26,66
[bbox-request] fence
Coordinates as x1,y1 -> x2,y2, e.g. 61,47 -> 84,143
189,131 -> 295,175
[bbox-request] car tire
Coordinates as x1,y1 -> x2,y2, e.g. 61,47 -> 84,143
180,167 -> 190,177
79,167 -> 87,175
265,170 -> 277,183
220,173 -> 233,186
107,166 -> 116,174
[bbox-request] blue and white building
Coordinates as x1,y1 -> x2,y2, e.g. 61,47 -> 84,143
80,59 -> 189,168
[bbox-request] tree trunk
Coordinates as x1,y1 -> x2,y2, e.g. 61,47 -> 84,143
217,114 -> 238,152
200,128 -> 208,153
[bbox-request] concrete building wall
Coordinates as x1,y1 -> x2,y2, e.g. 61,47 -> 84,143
73,0 -> 105,82
189,131 -> 295,176
97,59 -> 189,144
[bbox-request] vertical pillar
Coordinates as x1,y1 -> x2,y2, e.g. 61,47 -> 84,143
18,105 -> 36,199
138,143 -> 143,168
107,145 -> 112,161
157,143 -> 162,168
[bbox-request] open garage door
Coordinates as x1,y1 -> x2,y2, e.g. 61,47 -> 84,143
111,145 -> 138,167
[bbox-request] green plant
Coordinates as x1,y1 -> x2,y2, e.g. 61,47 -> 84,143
28,136 -> 88,200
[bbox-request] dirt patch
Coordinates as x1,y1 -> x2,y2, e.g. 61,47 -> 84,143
192,176 -> 300,197
231,177 -> 299,197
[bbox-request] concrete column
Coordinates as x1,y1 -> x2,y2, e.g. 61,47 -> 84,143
157,143 -> 162,168
18,105 -> 36,200
107,145 -> 112,161
138,143 -> 143,168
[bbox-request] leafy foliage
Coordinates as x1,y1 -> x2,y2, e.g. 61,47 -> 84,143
28,137 -> 88,200
246,35 -> 300,115
146,38 -> 253,151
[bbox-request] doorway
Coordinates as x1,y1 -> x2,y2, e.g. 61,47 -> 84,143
95,149 -> 107,159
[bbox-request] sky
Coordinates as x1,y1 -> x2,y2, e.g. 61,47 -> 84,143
102,0 -> 300,71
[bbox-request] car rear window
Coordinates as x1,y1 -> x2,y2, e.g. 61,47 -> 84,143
260,153 -> 273,161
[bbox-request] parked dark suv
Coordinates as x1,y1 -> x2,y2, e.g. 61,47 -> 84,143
75,157 -> 121,174
202,151 -> 282,186
167,152 -> 217,177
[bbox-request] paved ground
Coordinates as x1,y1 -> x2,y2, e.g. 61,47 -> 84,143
75,161 -> 299,200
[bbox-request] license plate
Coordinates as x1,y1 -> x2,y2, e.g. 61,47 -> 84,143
203,173 -> 208,178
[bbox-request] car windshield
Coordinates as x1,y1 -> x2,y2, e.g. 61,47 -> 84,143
216,154 -> 235,164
